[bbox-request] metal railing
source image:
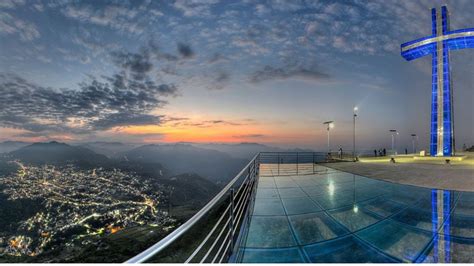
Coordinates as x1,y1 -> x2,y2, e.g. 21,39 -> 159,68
259,151 -> 352,176
125,152 -> 351,263
126,154 -> 260,263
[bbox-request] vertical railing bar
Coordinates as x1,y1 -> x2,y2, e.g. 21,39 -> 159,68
296,152 -> 299,175
278,153 -> 280,175
226,157 -> 258,263
224,182 -> 252,263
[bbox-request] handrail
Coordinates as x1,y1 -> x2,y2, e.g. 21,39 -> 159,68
125,153 -> 260,263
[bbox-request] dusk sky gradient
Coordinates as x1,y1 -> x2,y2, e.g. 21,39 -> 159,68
0,0 -> 473,151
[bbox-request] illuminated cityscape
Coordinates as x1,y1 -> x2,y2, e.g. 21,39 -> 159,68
0,163 -> 174,258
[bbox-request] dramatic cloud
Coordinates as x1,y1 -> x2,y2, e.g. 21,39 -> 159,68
250,64 -> 330,83
0,0 -> 25,9
0,43 -> 179,136
177,43 -> 195,58
60,3 -> 146,34
0,13 -> 40,41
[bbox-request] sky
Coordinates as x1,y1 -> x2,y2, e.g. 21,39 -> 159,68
0,0 -> 473,152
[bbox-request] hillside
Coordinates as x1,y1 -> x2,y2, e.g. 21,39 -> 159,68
120,144 -> 247,183
158,173 -> 220,219
77,142 -> 139,157
9,141 -> 109,166
0,141 -> 31,154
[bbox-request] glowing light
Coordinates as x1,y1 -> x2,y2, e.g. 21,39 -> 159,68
353,205 -> 359,213
354,106 -> 358,112
328,182 -> 335,196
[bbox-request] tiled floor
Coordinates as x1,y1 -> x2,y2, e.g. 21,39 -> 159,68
236,165 -> 474,263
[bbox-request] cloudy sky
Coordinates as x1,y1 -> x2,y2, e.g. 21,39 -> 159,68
0,0 -> 473,151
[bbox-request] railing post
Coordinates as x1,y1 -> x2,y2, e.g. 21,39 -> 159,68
277,153 -> 280,175
253,159 -> 257,179
312,152 -> 315,173
256,154 -> 259,177
296,152 -> 298,175
229,188 -> 235,255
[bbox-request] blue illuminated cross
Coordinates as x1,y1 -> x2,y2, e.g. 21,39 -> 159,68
401,6 -> 474,156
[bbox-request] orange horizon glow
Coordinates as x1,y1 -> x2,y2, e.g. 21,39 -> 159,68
1,117 -> 327,145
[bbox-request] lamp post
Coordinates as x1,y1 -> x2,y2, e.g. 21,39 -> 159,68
353,106 -> 358,161
323,121 -> 334,155
411,134 -> 418,154
389,129 -> 399,155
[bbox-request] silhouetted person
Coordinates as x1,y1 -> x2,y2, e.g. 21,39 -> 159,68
374,149 -> 377,157
383,148 -> 386,156
338,147 -> 343,159
405,148 -> 408,155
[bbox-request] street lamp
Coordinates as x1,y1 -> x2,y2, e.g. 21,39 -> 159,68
323,121 -> 334,154
411,134 -> 418,154
353,106 -> 358,161
389,129 -> 399,155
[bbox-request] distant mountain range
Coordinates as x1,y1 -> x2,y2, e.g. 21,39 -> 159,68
195,142 -> 312,159
0,141 -> 31,153
1,140 -> 312,158
118,143 -> 248,183
9,141 -> 109,165
76,142 -> 141,157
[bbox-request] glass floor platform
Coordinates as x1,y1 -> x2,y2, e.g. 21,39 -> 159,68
235,165 -> 474,263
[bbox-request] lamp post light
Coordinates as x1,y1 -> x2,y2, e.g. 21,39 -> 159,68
353,106 -> 358,161
389,129 -> 399,155
411,134 -> 418,154
323,121 -> 334,155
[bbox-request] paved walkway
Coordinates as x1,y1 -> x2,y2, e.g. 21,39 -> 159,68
322,157 -> 474,192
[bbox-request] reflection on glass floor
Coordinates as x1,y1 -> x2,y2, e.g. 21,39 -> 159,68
236,164 -> 474,263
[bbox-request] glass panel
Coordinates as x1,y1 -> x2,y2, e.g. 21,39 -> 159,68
245,216 -> 296,248
304,235 -> 399,262
281,197 -> 322,215
289,212 -> 348,245
356,219 -> 434,262
240,247 -> 305,263
256,188 -> 279,199
359,197 -> 406,218
278,187 -> 307,198
253,198 -> 285,216
329,205 -> 381,232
